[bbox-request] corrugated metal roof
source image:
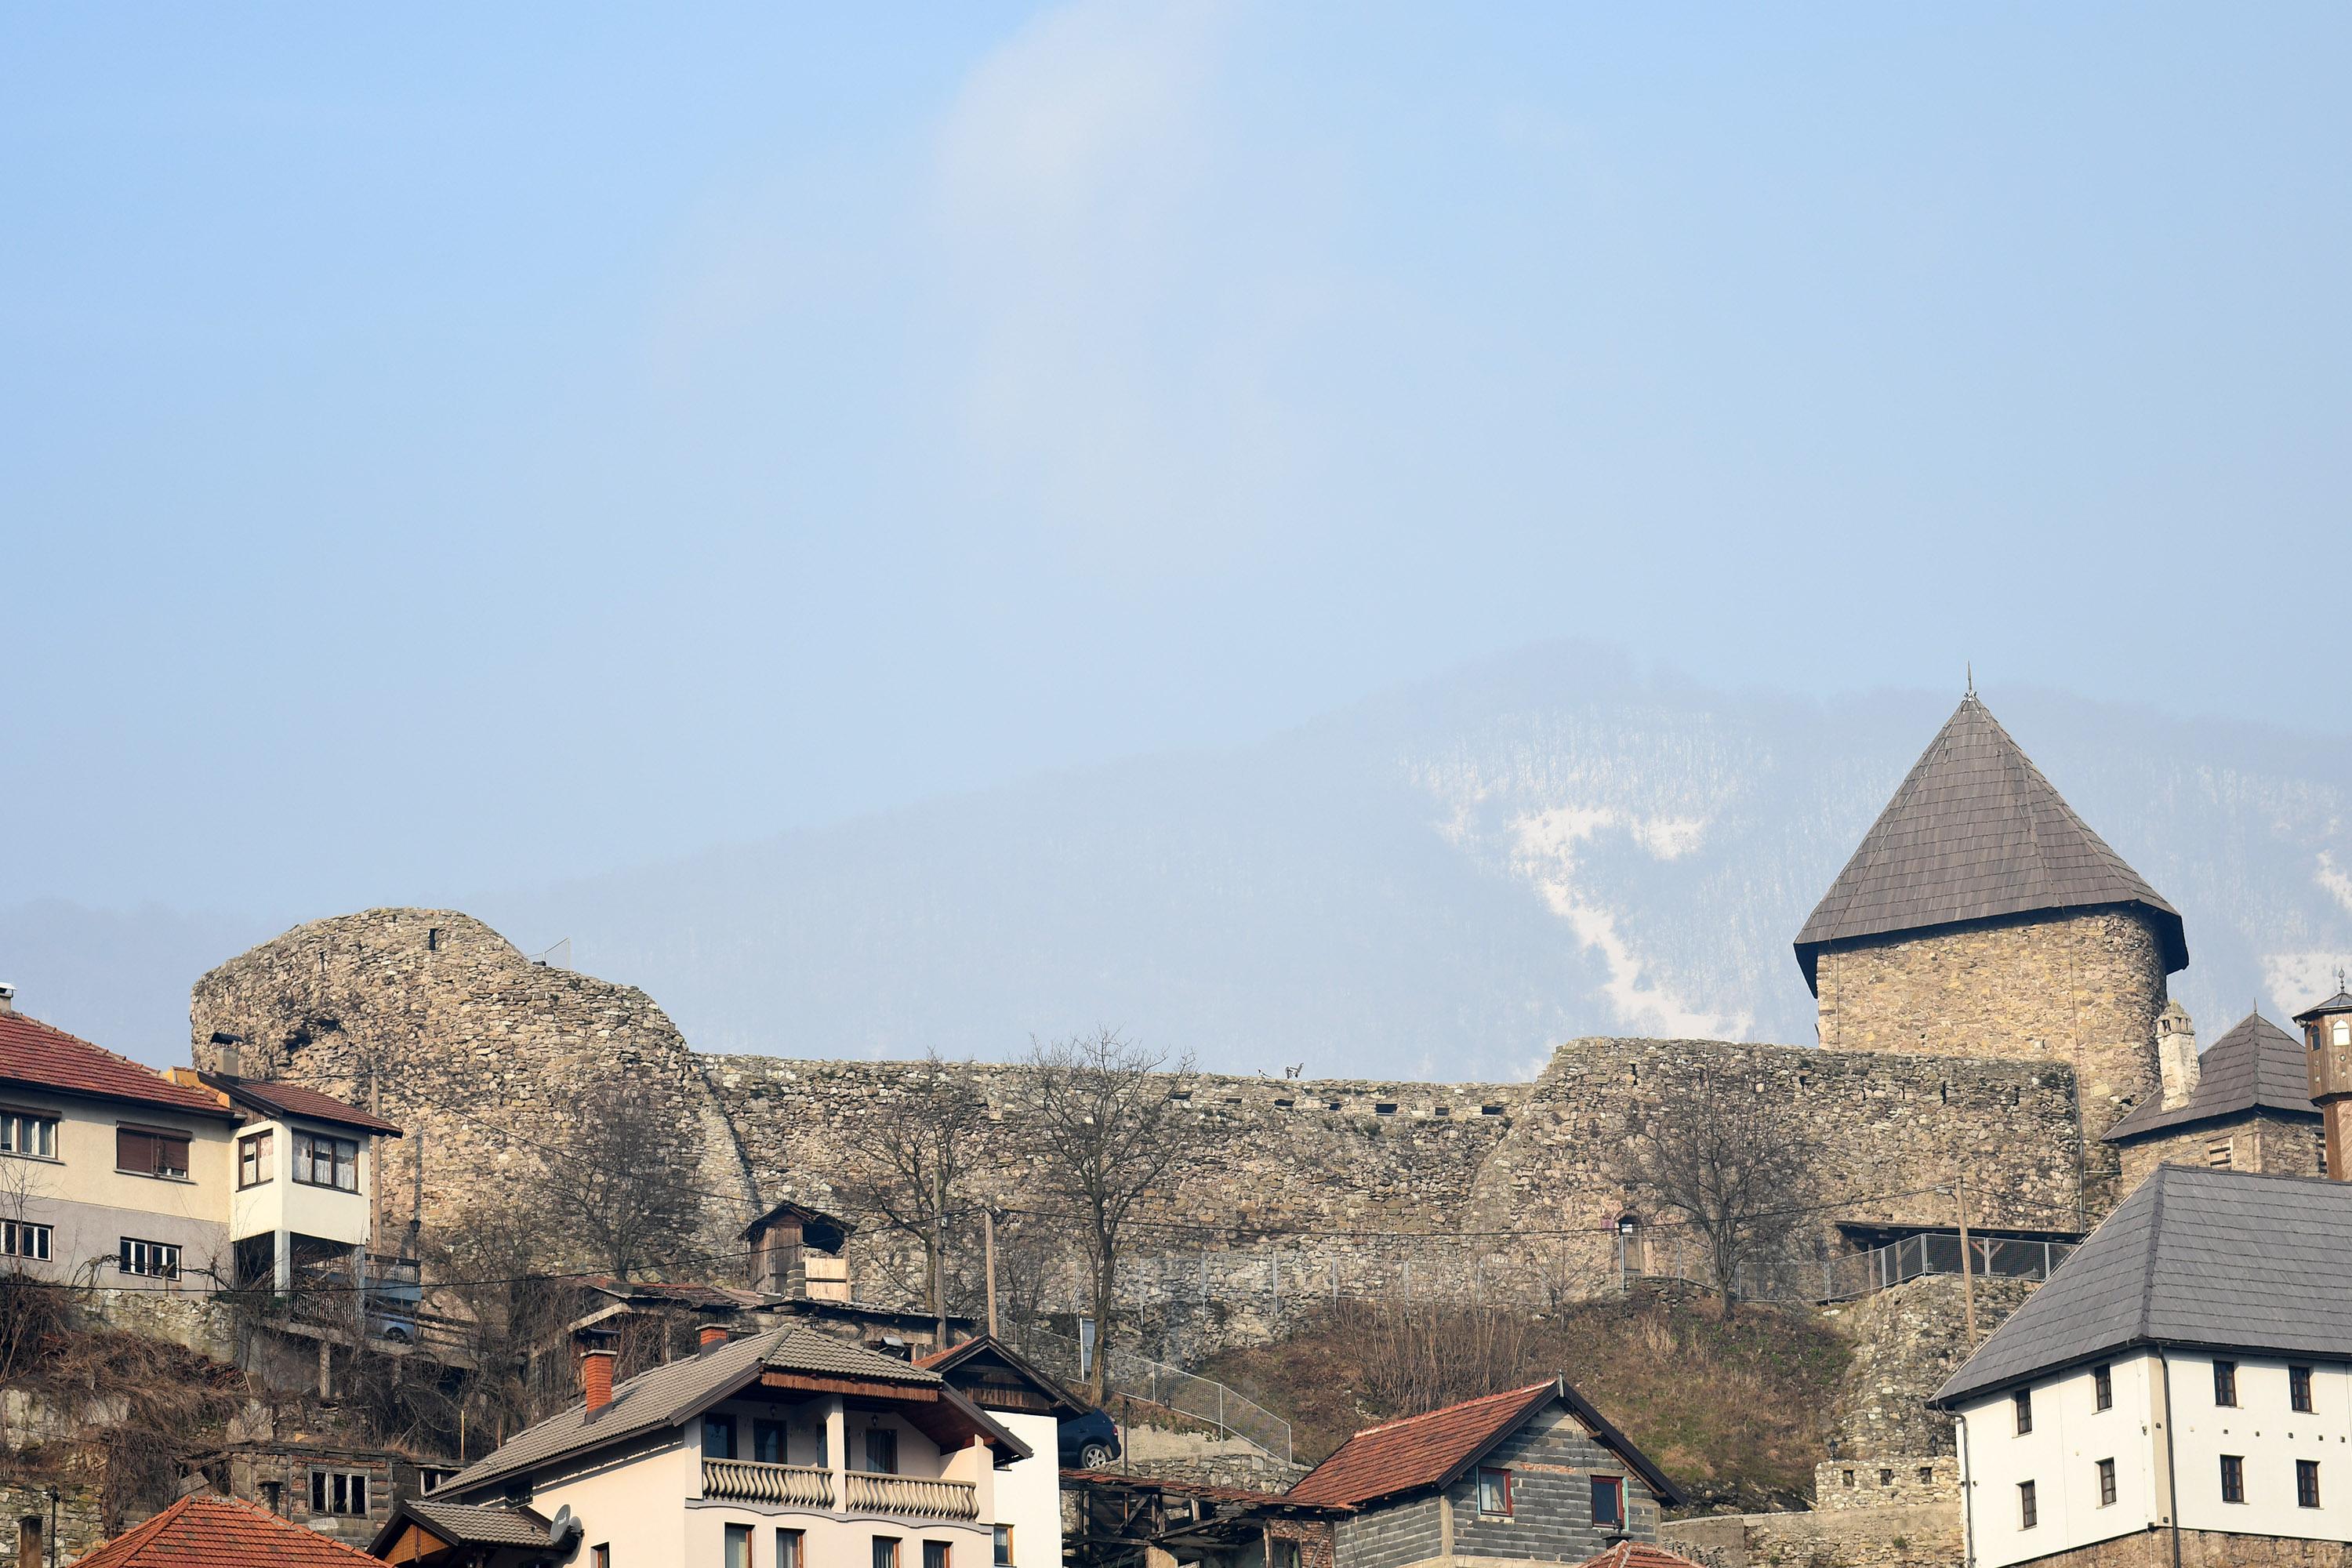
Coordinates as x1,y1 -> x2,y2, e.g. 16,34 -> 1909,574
1933,1166 -> 2352,1406
1794,695 -> 2187,989
2104,1013 -> 2318,1142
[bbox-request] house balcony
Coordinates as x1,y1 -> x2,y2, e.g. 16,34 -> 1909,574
702,1460 -> 835,1508
843,1472 -> 979,1521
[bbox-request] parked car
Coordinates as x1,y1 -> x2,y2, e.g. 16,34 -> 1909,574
1058,1409 -> 1121,1470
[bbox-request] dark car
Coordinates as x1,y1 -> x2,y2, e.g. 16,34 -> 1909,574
1059,1409 -> 1121,1470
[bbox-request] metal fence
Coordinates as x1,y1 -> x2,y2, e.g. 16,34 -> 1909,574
1635,1231 -> 2075,1305
1019,1324 -> 1293,1462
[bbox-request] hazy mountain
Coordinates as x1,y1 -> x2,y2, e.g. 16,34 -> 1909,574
17,644 -> 2352,1079
477,645 -> 2352,1080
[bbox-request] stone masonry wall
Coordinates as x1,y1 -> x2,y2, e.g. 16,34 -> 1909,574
187,911 -> 760,1255
1810,908 -> 2168,1155
188,910 -> 2098,1369
1664,1501 -> 1962,1568
1824,1276 -> 2038,1459
2116,1112 -> 2325,1192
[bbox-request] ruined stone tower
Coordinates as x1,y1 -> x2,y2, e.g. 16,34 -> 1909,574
1794,694 -> 2185,1152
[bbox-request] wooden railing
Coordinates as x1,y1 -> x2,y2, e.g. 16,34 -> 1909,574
702,1460 -> 834,1508
844,1472 -> 979,1520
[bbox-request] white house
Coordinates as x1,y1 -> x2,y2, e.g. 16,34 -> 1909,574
1933,1165 -> 2352,1567
913,1338 -> 1085,1568
397,1326 -> 1041,1568
0,993 -> 399,1296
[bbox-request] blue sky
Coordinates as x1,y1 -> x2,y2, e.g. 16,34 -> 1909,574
5,3 -> 2350,920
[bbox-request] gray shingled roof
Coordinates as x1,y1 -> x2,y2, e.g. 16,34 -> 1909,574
2293,988 -> 2352,1023
1794,695 -> 2187,990
398,1501 -> 554,1548
1933,1166 -> 2352,1406
2104,1014 -> 2318,1142
436,1326 -> 943,1495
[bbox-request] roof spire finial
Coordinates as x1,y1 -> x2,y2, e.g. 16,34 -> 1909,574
1965,662 -> 1975,699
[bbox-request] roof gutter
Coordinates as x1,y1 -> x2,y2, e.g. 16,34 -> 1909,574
1955,1408 -> 1976,1568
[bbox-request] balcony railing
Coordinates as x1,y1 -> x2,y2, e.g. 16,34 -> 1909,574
844,1472 -> 978,1520
702,1460 -> 834,1508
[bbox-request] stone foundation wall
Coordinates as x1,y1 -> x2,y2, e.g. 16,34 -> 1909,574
1810,908 -> 2167,1153
1664,1501 -> 1962,1568
1824,1276 -> 2038,1459
2027,1527 -> 2352,1566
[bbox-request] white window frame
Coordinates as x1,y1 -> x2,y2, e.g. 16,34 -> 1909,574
1,1219 -> 52,1261
119,1237 -> 180,1279
0,1111 -> 59,1160
310,1469 -> 369,1517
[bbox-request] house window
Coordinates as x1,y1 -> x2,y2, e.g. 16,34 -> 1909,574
1268,1539 -> 1298,1568
2096,1458 -> 2116,1507
866,1428 -> 898,1475
752,1419 -> 786,1464
2206,1140 -> 2233,1169
724,1525 -> 750,1568
2018,1480 -> 2038,1530
238,1131 -> 273,1188
309,1470 -> 368,1516
2336,1019 -> 2351,1047
260,1482 -> 282,1515
116,1127 -> 190,1179
2093,1365 -> 2112,1410
2299,1460 -> 2321,1509
293,1131 -> 358,1192
592,1548 -> 609,1568
2214,1360 -> 2238,1407
777,1532 -> 802,1568
703,1414 -> 736,1460
923,1545 -> 950,1568
2013,1388 -> 2033,1435
1591,1475 -> 1624,1530
1475,1467 -> 1512,1515
2292,1366 -> 2315,1414
873,1538 -> 901,1568
118,1238 -> 180,1279
991,1528 -> 1011,1568
0,1111 -> 57,1160
2220,1455 -> 2245,1504
0,1221 -> 51,1261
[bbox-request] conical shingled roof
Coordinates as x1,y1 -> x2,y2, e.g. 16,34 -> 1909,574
1794,695 -> 2186,991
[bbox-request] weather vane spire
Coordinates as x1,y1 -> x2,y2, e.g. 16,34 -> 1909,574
1965,662 -> 1975,699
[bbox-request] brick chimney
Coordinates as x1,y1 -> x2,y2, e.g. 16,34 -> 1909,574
579,1329 -> 619,1415
699,1324 -> 729,1353
2157,1001 -> 2199,1109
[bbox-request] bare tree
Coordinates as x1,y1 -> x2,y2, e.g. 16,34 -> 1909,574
1614,1069 -> 1818,1315
1341,1298 -> 1541,1417
1014,1029 -> 1217,1404
838,1051 -> 993,1327
532,1080 -> 706,1282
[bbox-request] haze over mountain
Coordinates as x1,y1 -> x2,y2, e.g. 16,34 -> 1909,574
16,645 -> 2352,1080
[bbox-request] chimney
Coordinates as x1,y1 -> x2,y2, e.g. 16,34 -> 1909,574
699,1324 -> 729,1353
2158,1002 -> 2199,1109
0,982 -> 14,1016
578,1329 -> 619,1415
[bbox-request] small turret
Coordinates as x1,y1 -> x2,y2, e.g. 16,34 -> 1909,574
2294,981 -> 2352,1181
2157,1001 -> 2199,1109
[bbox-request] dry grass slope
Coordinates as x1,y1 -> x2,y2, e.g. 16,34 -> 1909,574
1196,1290 -> 1849,1512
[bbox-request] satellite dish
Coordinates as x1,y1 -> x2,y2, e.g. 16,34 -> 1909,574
549,1505 -> 583,1558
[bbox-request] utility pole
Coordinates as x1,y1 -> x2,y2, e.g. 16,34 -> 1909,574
982,1207 -> 1000,1341
931,1170 -> 947,1348
1955,1167 -> 1980,1345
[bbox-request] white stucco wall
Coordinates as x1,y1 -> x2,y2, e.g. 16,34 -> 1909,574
227,1115 -> 374,1247
992,1410 -> 1062,1568
1959,1350 -> 2352,1568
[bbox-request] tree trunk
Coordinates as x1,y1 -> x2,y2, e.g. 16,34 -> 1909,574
1088,1249 -> 1113,1406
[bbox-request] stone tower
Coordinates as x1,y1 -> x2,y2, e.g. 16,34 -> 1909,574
1794,694 -> 2187,1152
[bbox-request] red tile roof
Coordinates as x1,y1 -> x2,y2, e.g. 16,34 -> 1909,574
0,1011 -> 236,1118
1575,1545 -> 1704,1568
202,1073 -> 402,1136
1285,1381 -> 1557,1507
69,1495 -> 387,1568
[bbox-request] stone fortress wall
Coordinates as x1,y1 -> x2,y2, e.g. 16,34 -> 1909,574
191,909 -> 2092,1342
